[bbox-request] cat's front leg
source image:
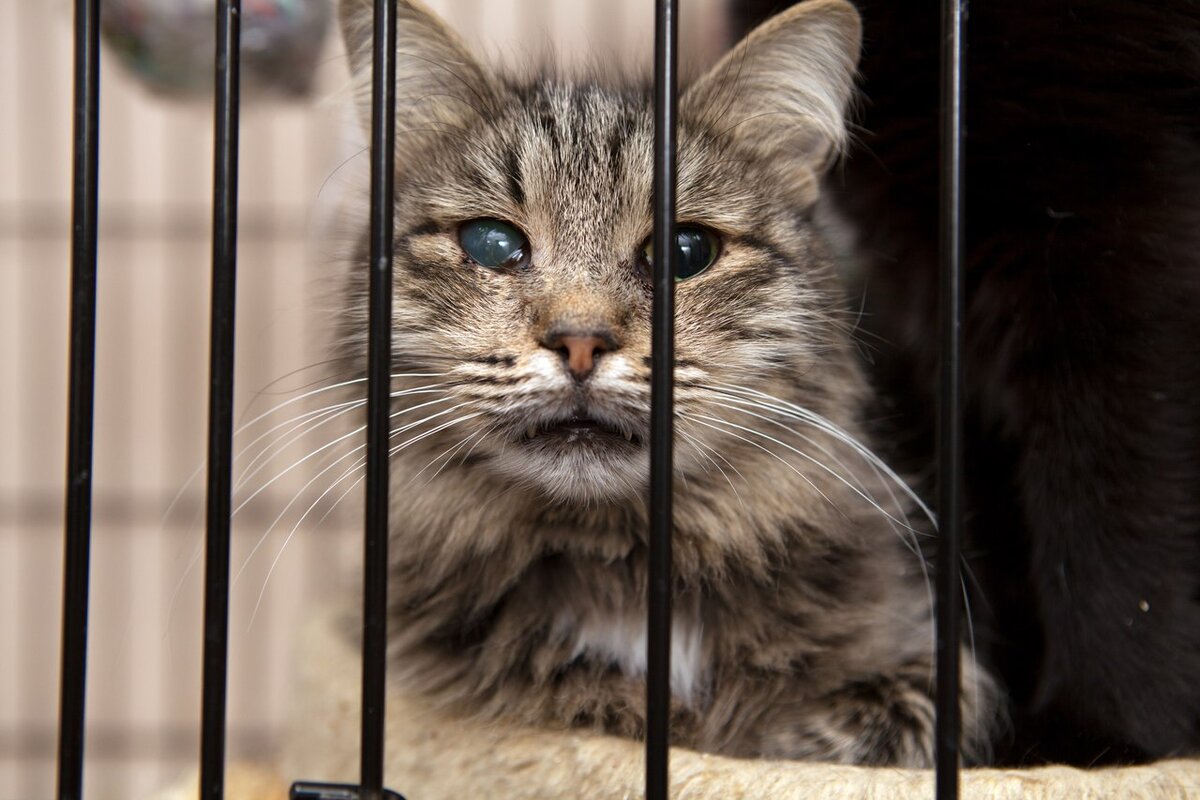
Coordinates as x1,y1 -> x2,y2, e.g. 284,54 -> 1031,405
537,662 -> 703,746
760,668 -> 937,767
712,653 -> 996,767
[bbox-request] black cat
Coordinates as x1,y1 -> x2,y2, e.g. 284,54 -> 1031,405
729,0 -> 1200,765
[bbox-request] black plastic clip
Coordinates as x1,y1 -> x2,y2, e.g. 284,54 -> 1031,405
290,782 -> 406,800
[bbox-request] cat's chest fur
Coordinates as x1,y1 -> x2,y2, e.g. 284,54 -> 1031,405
555,601 -> 708,706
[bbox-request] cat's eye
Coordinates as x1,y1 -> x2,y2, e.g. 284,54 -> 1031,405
459,218 -> 529,269
640,226 -> 721,281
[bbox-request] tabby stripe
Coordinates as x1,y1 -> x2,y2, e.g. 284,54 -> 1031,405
503,146 -> 525,205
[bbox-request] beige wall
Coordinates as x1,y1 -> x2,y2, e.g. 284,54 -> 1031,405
0,1 -> 727,797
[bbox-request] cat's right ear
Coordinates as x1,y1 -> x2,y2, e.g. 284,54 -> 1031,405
339,0 -> 502,157
683,0 -> 861,190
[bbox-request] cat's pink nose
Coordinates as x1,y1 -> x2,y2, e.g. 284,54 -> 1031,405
543,333 -> 611,380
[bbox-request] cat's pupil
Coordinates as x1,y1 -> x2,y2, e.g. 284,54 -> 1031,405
674,227 -> 718,279
460,218 -> 528,268
641,226 -> 720,281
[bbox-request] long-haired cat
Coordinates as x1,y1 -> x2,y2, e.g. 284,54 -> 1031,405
731,0 -> 1200,765
331,0 -> 997,766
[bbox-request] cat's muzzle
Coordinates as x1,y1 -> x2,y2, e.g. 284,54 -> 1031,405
519,413 -> 643,450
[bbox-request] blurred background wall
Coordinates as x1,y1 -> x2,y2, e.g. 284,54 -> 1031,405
0,1 -> 727,797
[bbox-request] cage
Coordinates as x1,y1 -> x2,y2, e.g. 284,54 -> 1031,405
3,1 -> 1198,799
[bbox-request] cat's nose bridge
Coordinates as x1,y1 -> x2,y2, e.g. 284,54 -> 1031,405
533,288 -> 622,335
532,290 -> 624,378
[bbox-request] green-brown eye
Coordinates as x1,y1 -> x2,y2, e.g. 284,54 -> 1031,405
459,218 -> 529,269
640,226 -> 721,281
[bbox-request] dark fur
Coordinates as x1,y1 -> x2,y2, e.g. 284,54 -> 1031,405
731,0 -> 1200,765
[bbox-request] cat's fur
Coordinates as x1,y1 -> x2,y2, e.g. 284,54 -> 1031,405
333,0 -> 997,765
730,0 -> 1200,765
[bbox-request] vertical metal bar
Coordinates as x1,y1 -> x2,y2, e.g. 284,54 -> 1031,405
56,1 -> 100,797
199,2 -> 241,798
936,1 -> 966,799
647,1 -> 678,799
361,0 -> 397,798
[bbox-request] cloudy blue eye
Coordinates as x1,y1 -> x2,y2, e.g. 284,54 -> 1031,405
459,218 -> 529,269
640,226 -> 721,281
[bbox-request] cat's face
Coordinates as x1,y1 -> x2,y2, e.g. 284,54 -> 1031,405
337,0 -> 862,504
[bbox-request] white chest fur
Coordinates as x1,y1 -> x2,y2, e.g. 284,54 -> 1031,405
561,609 -> 708,706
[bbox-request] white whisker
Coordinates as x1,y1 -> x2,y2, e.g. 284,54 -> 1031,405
158,373 -> 451,534
702,400 -> 920,532
234,408 -> 481,591
233,371 -> 449,441
696,396 -> 934,624
233,389 -> 450,496
245,455 -> 371,629
163,539 -> 203,642
681,413 -> 841,513
309,416 -> 497,531
677,426 -> 746,511
232,397 -> 466,516
410,429 -> 482,488
388,412 -> 483,460
429,418 -> 503,483
708,382 -> 936,527
457,421 -> 499,466
689,411 -> 918,535
233,400 -> 364,493
313,463 -> 367,529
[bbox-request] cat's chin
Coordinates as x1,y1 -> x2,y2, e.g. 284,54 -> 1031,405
491,439 -> 648,504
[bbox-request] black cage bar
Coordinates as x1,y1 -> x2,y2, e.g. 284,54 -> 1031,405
646,1 -> 679,799
361,0 -> 399,797
935,1 -> 966,799
51,2 -> 970,799
55,1 -> 100,798
200,2 -> 242,799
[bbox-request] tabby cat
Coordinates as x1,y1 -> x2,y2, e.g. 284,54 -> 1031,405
332,0 -> 997,765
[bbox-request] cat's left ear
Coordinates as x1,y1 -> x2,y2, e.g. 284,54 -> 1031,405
683,0 -> 860,178
339,0 -> 504,160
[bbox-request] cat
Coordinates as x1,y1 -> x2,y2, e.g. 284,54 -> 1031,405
330,0 -> 998,766
729,0 -> 1200,766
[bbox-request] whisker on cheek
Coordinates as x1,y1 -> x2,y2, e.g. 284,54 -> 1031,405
680,413 -> 844,516
231,394 -> 460,516
707,382 -> 936,527
676,425 -> 746,512
408,428 -> 483,488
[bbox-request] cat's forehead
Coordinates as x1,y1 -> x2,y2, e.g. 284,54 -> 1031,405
401,79 -> 662,263
409,77 -> 761,246
507,81 -> 652,159
501,81 -> 654,215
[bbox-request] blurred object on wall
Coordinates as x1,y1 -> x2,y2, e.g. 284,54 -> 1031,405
100,0 -> 332,99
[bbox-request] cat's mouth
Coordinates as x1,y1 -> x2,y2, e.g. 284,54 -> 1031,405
519,414 -> 643,449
